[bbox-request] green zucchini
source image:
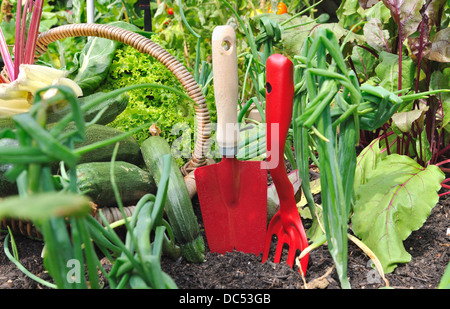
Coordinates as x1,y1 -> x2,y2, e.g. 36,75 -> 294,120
0,138 -> 19,197
67,123 -> 143,165
75,161 -> 157,207
141,136 -> 205,263
47,91 -> 128,125
0,163 -> 17,197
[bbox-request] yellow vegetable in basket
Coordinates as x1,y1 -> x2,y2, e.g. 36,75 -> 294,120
0,64 -> 82,116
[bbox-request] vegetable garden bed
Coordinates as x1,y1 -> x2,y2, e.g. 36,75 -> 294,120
0,194 -> 448,289
0,0 -> 449,290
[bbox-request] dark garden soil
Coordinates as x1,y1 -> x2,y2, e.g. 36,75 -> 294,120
162,194 -> 450,289
0,192 -> 449,289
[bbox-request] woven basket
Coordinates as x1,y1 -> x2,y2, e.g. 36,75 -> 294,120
1,23 -> 212,237
36,23 -> 211,172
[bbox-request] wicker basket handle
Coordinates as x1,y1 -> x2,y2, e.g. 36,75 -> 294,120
36,23 -> 211,173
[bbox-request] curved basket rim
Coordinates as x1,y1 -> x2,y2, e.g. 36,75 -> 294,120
36,23 -> 211,172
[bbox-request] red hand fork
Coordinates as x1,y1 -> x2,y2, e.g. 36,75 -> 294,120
262,54 -> 309,274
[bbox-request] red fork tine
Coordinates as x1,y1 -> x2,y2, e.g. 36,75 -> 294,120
262,54 -> 310,275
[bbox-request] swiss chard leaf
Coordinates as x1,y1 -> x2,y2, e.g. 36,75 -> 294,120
354,138 -> 383,194
352,153 -> 444,273
375,51 -> 416,92
391,106 -> 427,133
363,18 -> 392,52
337,0 -> 365,28
381,0 -> 424,41
407,0 -> 447,59
350,45 -> 379,81
358,0 -> 381,9
427,28 -> 450,62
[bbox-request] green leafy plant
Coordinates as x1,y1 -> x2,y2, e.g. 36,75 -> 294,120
294,28 -> 361,289
352,140 -> 444,273
153,0 -> 227,71
338,0 -> 450,273
439,261 -> 450,289
68,0 -> 140,25
336,0 -> 450,173
70,21 -> 142,96
99,43 -> 195,152
292,26 -> 446,287
214,0 -> 449,288
0,84 -> 103,288
1,0 -> 447,290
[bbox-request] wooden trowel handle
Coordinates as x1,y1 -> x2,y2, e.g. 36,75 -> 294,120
212,25 -> 239,157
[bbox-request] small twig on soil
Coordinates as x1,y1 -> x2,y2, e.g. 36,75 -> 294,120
410,275 -> 428,283
303,265 -> 335,289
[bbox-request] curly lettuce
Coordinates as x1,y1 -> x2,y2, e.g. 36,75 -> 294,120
99,42 -> 195,151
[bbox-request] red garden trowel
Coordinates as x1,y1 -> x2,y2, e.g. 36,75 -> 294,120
262,54 -> 310,274
194,25 -> 267,255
